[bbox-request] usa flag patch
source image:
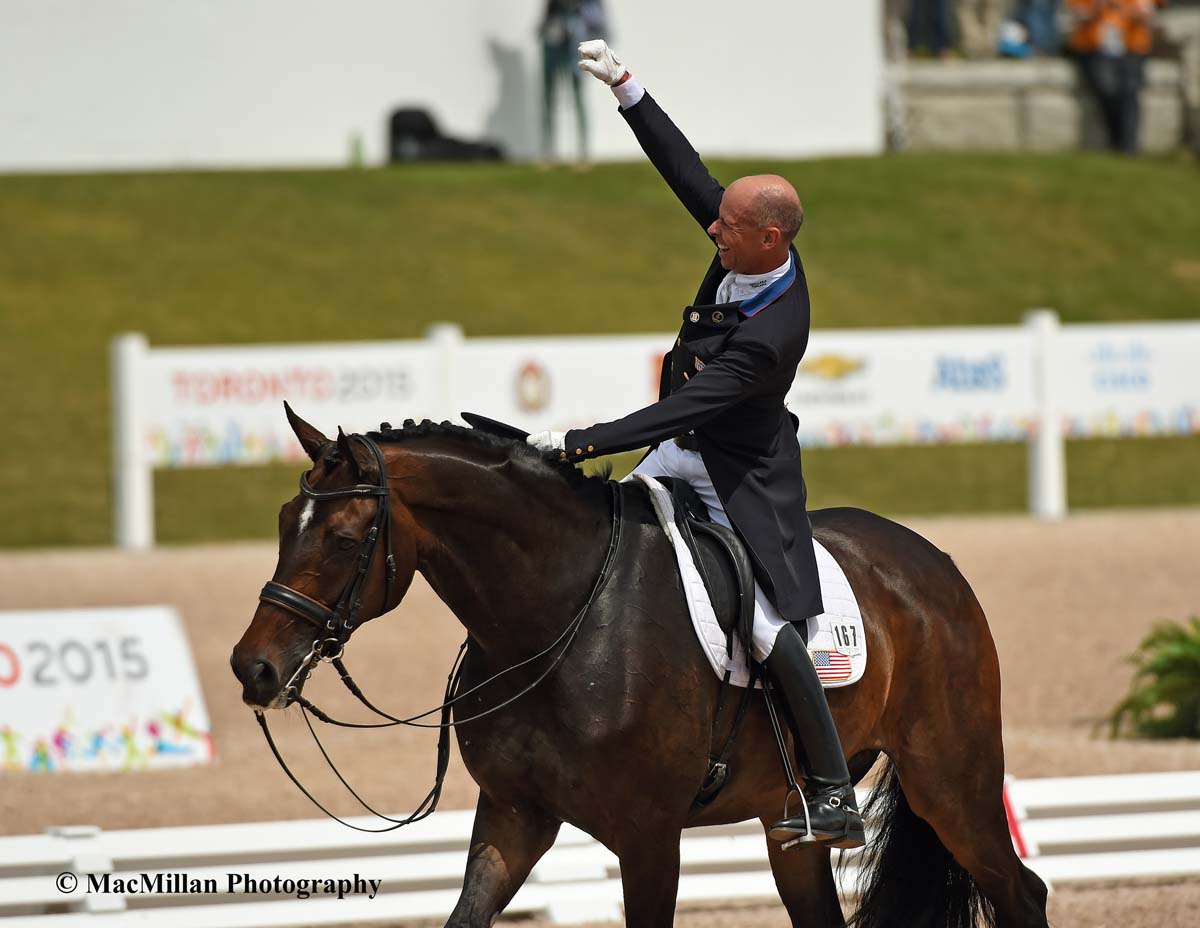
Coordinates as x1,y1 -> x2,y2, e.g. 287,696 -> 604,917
811,650 -> 853,683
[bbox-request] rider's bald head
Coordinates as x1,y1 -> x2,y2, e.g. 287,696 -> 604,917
726,175 -> 804,244
710,175 -> 804,274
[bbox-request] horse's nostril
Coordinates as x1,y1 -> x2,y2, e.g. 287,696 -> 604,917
253,659 -> 278,689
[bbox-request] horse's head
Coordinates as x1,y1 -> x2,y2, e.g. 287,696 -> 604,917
230,404 -> 417,709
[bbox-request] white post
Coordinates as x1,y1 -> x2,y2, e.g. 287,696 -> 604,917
1024,309 -> 1066,520
110,333 -> 154,549
425,321 -> 464,424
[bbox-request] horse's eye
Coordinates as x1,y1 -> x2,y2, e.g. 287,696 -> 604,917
336,536 -> 357,551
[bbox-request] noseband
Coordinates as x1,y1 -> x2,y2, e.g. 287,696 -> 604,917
258,433 -> 396,698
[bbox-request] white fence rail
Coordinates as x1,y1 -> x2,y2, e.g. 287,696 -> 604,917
110,313 -> 1200,547
3,771 -> 1199,926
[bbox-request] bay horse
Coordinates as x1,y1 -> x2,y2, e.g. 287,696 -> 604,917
231,406 -> 1049,928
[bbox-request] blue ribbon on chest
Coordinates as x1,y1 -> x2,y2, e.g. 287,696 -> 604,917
737,257 -> 796,318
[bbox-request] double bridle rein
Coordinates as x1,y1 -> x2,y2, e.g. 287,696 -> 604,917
253,430 -> 624,833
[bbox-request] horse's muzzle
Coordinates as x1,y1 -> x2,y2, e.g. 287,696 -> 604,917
230,649 -> 282,708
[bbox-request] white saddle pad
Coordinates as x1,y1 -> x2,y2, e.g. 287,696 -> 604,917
633,474 -> 867,689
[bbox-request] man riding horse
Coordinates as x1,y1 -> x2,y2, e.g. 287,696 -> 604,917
527,40 -> 865,850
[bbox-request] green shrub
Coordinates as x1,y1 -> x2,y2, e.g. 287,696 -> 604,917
1108,617 -> 1200,739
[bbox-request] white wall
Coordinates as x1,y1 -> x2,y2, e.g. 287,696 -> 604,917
0,0 -> 883,172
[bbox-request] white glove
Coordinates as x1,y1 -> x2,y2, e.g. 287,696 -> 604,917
527,430 -> 566,453
578,39 -> 628,85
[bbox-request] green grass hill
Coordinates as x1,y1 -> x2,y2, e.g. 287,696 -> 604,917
1,153 -> 1197,546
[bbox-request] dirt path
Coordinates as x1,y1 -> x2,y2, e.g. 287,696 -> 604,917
2,507 -> 1198,925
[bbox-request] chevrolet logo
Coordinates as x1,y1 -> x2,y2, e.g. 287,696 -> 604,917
799,354 -> 866,381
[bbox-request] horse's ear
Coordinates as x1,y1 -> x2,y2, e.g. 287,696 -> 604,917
335,427 -> 374,478
336,427 -> 356,473
285,402 -> 328,463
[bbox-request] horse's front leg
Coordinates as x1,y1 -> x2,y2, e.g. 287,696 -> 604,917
445,791 -> 561,928
616,826 -> 683,928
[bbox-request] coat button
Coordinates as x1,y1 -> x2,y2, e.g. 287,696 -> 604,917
689,311 -> 700,323
587,445 -> 594,452
712,311 -> 724,323
575,448 -> 583,456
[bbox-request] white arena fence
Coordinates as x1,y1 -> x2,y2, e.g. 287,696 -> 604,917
109,312 -> 1200,548
2,771 -> 1199,926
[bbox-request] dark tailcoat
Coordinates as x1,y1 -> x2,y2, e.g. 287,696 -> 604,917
563,92 -> 823,621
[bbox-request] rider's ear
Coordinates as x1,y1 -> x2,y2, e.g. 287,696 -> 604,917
285,401 -> 329,463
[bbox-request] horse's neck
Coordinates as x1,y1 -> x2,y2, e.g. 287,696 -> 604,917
395,443 -> 612,660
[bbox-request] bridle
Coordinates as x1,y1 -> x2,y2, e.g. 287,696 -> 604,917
251,429 -> 625,833
258,431 -> 396,700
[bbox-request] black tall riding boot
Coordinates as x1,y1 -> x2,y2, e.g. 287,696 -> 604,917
763,621 -> 865,849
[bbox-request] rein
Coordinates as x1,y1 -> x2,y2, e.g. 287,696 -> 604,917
254,433 -> 624,831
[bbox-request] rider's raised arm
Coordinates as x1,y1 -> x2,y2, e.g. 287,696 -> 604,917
578,40 -> 724,232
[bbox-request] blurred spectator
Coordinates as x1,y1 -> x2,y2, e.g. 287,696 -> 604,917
908,0 -> 958,57
998,19 -> 1035,56
1016,0 -> 1063,53
1068,0 -> 1167,152
956,0 -> 1007,57
539,0 -> 609,162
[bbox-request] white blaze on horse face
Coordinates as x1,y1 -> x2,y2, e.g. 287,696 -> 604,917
297,499 -> 315,537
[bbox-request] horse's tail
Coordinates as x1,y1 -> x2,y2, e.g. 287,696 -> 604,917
846,762 -> 997,928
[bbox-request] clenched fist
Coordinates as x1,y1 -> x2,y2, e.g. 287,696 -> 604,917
578,39 -> 628,86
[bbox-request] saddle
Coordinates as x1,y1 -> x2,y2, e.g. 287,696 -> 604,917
653,478 -> 757,661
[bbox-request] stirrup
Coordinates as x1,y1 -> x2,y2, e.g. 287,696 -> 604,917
770,786 -> 866,850
768,785 -> 821,846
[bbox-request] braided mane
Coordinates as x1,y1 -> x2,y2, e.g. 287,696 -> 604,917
368,418 -> 606,490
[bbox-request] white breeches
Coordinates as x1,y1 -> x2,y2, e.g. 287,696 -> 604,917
624,440 -> 788,661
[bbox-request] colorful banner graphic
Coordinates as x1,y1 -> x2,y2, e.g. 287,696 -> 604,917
0,607 -> 214,772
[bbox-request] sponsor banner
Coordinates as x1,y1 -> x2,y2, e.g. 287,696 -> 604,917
0,607 -> 214,772
453,335 -> 666,431
790,328 -> 1036,446
451,328 -> 1037,446
139,342 -> 438,466
1052,323 -> 1200,439
129,320 -> 1200,471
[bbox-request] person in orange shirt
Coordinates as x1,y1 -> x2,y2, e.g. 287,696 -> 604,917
1068,0 -> 1166,152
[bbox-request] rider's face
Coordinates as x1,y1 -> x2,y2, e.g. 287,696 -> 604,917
708,185 -> 765,274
